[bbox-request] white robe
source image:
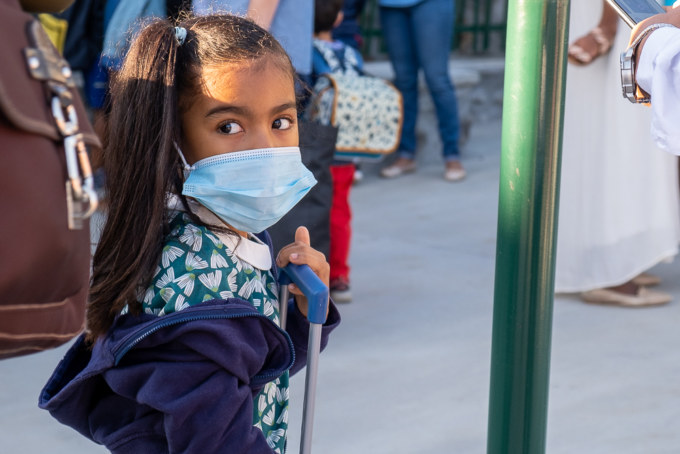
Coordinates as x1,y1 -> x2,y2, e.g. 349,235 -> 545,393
555,1 -> 680,292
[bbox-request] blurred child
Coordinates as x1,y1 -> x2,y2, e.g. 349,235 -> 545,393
312,0 -> 362,303
332,0 -> 368,185
39,14 -> 340,453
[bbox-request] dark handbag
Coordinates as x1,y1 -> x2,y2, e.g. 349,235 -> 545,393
0,0 -> 100,359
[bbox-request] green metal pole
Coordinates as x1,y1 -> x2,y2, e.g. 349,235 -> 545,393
487,0 -> 569,453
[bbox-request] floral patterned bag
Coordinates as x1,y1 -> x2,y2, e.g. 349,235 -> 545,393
307,41 -> 403,160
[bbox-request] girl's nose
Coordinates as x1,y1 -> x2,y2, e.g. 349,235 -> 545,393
250,128 -> 278,150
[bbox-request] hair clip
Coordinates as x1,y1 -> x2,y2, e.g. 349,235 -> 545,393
174,26 -> 187,45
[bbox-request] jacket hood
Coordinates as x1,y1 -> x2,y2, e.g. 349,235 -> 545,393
39,298 -> 294,446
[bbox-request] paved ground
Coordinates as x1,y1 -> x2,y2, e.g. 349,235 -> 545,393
2,115 -> 680,453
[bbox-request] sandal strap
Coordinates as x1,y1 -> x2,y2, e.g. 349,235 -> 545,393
590,26 -> 613,54
568,43 -> 593,64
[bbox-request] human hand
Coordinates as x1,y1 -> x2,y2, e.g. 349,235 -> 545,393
626,5 -> 680,101
246,0 -> 280,30
630,4 -> 680,47
275,226 -> 330,317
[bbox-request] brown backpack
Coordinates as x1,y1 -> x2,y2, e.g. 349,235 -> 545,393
0,0 -> 100,359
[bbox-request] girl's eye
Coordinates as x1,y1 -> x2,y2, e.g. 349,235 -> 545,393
272,118 -> 293,130
218,122 -> 243,135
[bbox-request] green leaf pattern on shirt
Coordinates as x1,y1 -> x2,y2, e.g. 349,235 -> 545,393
144,213 -> 289,453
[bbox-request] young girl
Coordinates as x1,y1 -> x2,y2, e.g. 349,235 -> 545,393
39,14 -> 340,454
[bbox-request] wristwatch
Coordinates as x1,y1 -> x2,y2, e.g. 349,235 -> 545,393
620,23 -> 675,103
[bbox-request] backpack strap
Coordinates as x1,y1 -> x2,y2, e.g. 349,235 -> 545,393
312,39 -> 343,73
312,39 -> 364,77
341,46 -> 362,76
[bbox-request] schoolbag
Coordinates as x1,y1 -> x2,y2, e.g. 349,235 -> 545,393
0,3 -> 99,359
307,40 -> 403,161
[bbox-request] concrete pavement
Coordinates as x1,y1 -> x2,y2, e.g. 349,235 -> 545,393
3,118 -> 680,453
286,117 -> 680,453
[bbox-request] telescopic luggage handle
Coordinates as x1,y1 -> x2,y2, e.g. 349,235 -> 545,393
278,263 -> 328,329
278,264 -> 329,454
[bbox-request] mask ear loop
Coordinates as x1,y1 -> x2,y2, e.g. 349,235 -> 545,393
173,141 -> 193,179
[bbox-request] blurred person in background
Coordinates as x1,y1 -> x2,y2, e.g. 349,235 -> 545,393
193,0 -> 314,86
311,0 -> 362,302
332,0 -> 367,184
378,0 -> 465,182
555,0 -> 680,307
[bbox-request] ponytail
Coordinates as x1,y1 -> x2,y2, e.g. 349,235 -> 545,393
88,20 -> 184,340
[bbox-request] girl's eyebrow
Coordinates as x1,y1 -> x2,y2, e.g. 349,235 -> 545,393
272,102 -> 298,114
205,102 -> 297,118
205,104 -> 248,118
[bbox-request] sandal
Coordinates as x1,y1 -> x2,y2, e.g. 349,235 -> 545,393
631,272 -> 662,287
444,160 -> 466,182
581,287 -> 671,307
567,26 -> 615,66
381,158 -> 416,178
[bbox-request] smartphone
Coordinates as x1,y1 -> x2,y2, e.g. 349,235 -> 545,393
606,0 -> 666,28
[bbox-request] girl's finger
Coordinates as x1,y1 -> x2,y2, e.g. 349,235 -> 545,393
294,226 -> 311,246
286,248 -> 321,264
277,249 -> 312,267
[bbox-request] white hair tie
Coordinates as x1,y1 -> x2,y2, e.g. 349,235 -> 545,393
174,26 -> 187,45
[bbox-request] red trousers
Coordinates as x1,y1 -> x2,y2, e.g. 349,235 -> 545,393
329,164 -> 354,281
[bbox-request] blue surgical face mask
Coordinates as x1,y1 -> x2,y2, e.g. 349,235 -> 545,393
177,146 -> 317,233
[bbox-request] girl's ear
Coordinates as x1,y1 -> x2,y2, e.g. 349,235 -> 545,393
333,11 -> 344,30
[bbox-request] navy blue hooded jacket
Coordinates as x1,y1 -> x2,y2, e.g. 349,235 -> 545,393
39,270 -> 340,453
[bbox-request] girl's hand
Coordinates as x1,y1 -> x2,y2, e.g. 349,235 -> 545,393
275,226 -> 330,317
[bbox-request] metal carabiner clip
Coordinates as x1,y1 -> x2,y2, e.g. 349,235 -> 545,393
51,95 -> 79,136
64,134 -> 98,229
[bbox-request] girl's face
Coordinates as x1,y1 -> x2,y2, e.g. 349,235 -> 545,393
180,57 -> 298,164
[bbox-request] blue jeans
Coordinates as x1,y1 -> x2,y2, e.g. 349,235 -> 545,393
380,0 -> 461,161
